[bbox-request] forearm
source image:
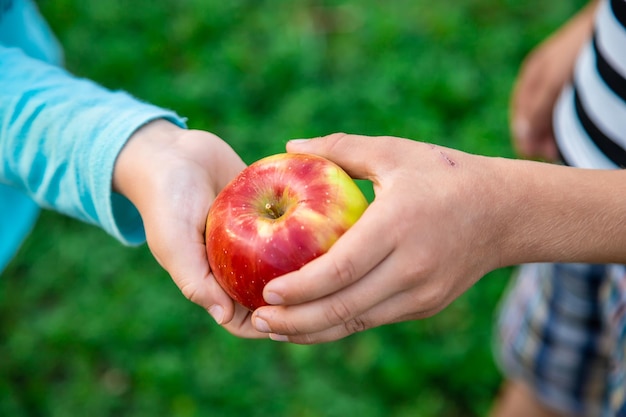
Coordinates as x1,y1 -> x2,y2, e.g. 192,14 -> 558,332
493,157 -> 626,266
0,46 -> 186,244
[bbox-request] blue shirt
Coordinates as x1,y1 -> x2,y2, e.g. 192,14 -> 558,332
0,0 -> 186,271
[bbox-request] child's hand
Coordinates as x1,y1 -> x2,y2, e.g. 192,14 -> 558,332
510,1 -> 598,161
114,119 -> 265,339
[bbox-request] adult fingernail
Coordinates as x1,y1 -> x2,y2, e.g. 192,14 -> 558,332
254,317 -> 271,333
269,333 -> 289,342
288,139 -> 310,144
208,305 -> 224,324
514,118 -> 531,141
264,291 -> 284,305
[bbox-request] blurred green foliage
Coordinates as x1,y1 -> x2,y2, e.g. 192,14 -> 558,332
2,0 -> 586,416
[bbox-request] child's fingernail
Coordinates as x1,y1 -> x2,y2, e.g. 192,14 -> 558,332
269,333 -> 289,342
208,305 -> 224,324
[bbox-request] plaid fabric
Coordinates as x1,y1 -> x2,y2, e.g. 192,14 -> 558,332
496,262 -> 626,417
603,264 -> 626,416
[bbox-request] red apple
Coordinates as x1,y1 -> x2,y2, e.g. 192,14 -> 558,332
205,153 -> 369,311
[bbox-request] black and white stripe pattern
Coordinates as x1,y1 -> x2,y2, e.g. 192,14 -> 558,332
554,0 -> 626,169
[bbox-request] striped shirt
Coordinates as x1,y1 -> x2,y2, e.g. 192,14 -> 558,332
555,0 -> 626,169
498,2 -> 626,416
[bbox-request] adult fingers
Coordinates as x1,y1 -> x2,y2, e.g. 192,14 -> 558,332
261,198 -> 395,305
220,301 -> 269,339
265,134 -> 420,304
255,238 -> 434,336
265,290 -> 442,345
286,133 -> 417,180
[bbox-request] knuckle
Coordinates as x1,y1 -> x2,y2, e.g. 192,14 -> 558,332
278,319 -> 302,336
291,333 -> 317,345
321,132 -> 349,154
414,285 -> 447,313
395,270 -> 418,293
180,283 -> 202,305
390,255 -> 434,293
325,297 -> 354,326
263,310 -> 303,336
330,257 -> 359,287
324,132 -> 349,144
344,316 -> 369,335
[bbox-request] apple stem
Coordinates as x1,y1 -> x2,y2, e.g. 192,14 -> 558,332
264,202 -> 283,219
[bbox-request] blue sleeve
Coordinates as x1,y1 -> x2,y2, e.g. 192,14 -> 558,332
0,185 -> 39,271
0,45 -> 187,245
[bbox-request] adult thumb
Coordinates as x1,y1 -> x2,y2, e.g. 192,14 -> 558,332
286,133 -> 383,180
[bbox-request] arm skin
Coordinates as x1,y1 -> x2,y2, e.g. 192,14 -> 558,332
113,120 -> 266,339
511,0 -> 598,161
250,133 -> 626,344
0,46 -> 263,338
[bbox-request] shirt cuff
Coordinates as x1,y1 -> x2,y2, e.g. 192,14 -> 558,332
92,108 -> 187,246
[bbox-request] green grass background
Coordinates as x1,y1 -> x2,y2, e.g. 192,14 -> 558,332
2,0 -> 586,416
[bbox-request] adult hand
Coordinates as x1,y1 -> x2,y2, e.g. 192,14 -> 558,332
252,133 -> 626,344
510,0 -> 597,161
113,119 -> 265,339
251,133 -> 508,344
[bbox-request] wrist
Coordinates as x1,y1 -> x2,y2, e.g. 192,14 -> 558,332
112,119 -> 186,207
492,158 -> 626,267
